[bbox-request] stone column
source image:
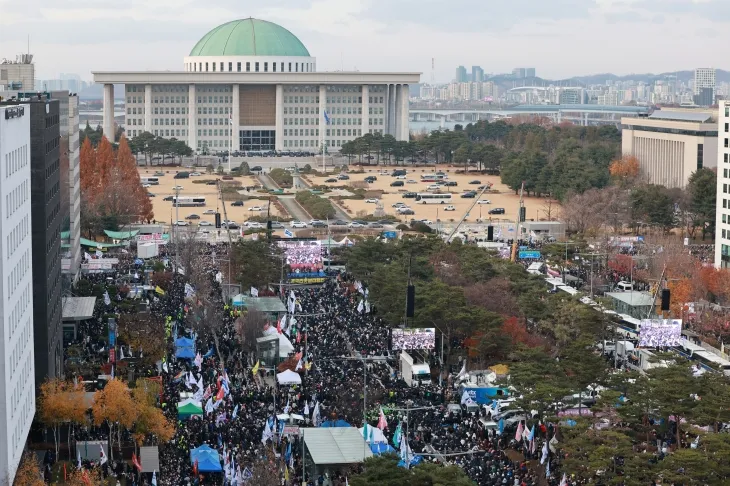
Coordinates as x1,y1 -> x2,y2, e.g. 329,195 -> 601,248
361,84 -> 369,137
102,84 -> 115,142
275,84 -> 284,151
232,84 -> 240,152
387,84 -> 397,137
319,85 -> 327,150
188,84 -> 197,151
144,84 -> 152,133
395,84 -> 403,140
399,84 -> 410,141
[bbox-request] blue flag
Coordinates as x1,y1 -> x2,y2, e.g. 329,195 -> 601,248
392,423 -> 402,448
323,110 -> 331,125
498,419 -> 505,435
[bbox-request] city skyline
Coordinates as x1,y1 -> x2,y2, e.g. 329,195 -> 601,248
2,0 -> 730,81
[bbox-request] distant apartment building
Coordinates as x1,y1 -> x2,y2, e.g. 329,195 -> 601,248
0,55 -> 35,91
512,68 -> 535,79
471,66 -> 484,83
455,66 -> 468,83
0,104 -> 36,482
622,110 -> 718,189
694,68 -> 716,98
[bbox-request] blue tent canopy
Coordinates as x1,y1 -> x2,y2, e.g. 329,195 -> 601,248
175,337 -> 196,360
190,444 -> 222,472
320,419 -> 352,428
370,442 -> 395,455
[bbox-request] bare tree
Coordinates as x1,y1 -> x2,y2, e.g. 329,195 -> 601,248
236,308 -> 268,354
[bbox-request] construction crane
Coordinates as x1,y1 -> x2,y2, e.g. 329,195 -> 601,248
445,182 -> 493,243
510,182 -> 525,263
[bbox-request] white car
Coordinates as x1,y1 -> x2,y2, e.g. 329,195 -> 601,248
203,209 -> 217,214
291,221 -> 307,228
444,205 -> 456,211
396,207 -> 412,214
222,219 -> 236,225
348,222 -> 365,228
175,220 -> 189,226
248,206 -> 264,211
406,179 -> 417,184
199,221 -> 213,226
244,221 -> 263,229
190,172 -> 201,176
142,183 -> 151,188
365,198 -> 379,204
420,219 -> 434,225
477,199 -> 492,204
396,175 -> 407,180
392,202 -> 407,208
310,219 -> 324,226
173,185 -> 184,190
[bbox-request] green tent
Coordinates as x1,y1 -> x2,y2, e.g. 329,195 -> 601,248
104,229 -> 140,239
177,399 -> 203,418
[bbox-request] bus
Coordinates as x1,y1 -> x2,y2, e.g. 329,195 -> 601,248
420,173 -> 447,182
415,193 -> 452,204
141,177 -> 160,185
171,196 -> 206,207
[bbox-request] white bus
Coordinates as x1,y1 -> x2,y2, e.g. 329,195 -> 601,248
141,177 -> 160,185
415,193 -> 452,204
171,196 -> 206,207
420,173 -> 447,182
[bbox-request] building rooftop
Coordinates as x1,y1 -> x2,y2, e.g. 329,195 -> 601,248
605,291 -> 655,307
189,18 -> 310,57
648,110 -> 713,123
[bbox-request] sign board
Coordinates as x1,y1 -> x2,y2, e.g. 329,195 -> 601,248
4,106 -> 25,120
109,348 -> 116,362
82,262 -> 114,270
609,236 -> 644,243
382,231 -> 397,239
518,250 -> 541,259
137,233 -> 167,244
282,425 -> 301,436
684,237 -> 689,246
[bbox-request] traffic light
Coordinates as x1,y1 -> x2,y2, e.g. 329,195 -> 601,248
519,207 -> 526,223
215,213 -> 221,228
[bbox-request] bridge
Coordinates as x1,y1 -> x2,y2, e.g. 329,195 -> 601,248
410,104 -> 651,126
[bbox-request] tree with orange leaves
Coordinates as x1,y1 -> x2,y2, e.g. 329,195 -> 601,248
131,379 -> 175,451
37,378 -> 87,461
91,378 -> 139,461
609,155 -> 640,187
12,452 -> 44,486
79,135 -> 153,236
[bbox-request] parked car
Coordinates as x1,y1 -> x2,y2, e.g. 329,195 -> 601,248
163,196 -> 174,201
147,192 -> 156,197
461,191 -> 477,198
175,220 -> 189,226
199,221 -> 213,226
223,223 -> 240,230
348,222 -> 365,228
369,223 -> 384,228
391,170 -> 407,177
488,208 -> 506,215
325,178 -> 338,183
338,175 -> 350,180
365,198 -> 379,204
142,183 -> 151,188
190,172 -> 202,176
270,221 -> 285,229
154,171 -> 165,176
444,205 -> 456,211
420,219 -> 434,225
398,209 -> 415,215
392,202 -> 407,208
244,221 -> 263,228
231,200 -> 244,207
469,180 -> 481,185
403,192 -> 417,198
173,185 -> 184,190
174,172 -> 190,179
250,166 -> 263,172
364,176 -> 377,183
291,221 -> 307,228
248,206 -> 264,211
206,181 -> 217,185
203,209 -> 217,214
390,181 -> 405,187
444,181 -> 458,187
477,199 -> 492,204
311,220 -> 327,228
396,175 -> 407,180
406,179 -> 417,184
185,214 -> 200,220
331,220 -> 347,226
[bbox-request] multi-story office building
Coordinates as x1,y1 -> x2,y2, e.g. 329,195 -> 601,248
455,66 -> 468,83
0,97 -> 63,386
0,104 -> 36,482
622,110 -> 717,189
471,66 -> 484,83
93,19 -> 419,153
512,67 -> 535,79
0,55 -> 35,91
695,68 -> 716,99
716,102 -> 730,267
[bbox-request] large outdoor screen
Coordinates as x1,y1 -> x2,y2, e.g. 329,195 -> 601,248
392,328 -> 436,350
278,240 -> 323,270
639,319 -> 682,347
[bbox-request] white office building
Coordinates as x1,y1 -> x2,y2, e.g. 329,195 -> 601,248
0,104 -> 36,482
93,18 -> 420,153
695,68 -> 716,96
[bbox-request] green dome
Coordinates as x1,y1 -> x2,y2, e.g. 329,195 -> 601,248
189,18 -> 310,57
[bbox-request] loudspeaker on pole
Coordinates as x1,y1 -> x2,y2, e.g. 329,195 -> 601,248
406,284 -> 415,318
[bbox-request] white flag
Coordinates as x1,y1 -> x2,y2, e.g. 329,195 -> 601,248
357,300 -> 364,313
541,440 -> 549,464
456,361 -> 467,379
99,444 -> 107,465
559,473 -> 567,486
103,291 -> 111,306
84,252 -> 92,261
303,402 -> 310,417
205,397 -> 214,414
250,287 -> 259,297
152,471 -> 158,486
96,250 -> 103,258
295,359 -> 303,371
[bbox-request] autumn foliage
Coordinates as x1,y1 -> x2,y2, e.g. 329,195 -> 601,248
13,452 -> 44,486
37,379 -> 87,459
80,135 -> 153,235
609,155 -> 640,184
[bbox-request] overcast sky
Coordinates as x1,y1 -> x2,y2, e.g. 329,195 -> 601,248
0,0 -> 726,82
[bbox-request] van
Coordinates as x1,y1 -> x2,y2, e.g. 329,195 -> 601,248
616,281 -> 633,291
174,171 -> 190,179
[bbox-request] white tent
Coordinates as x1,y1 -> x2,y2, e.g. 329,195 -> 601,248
278,334 -> 295,358
337,237 -> 355,246
359,426 -> 387,444
276,370 -> 302,385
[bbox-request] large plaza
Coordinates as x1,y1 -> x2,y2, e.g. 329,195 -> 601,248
93,18 -> 419,154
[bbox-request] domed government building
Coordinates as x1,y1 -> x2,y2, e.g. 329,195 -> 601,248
93,18 -> 420,153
